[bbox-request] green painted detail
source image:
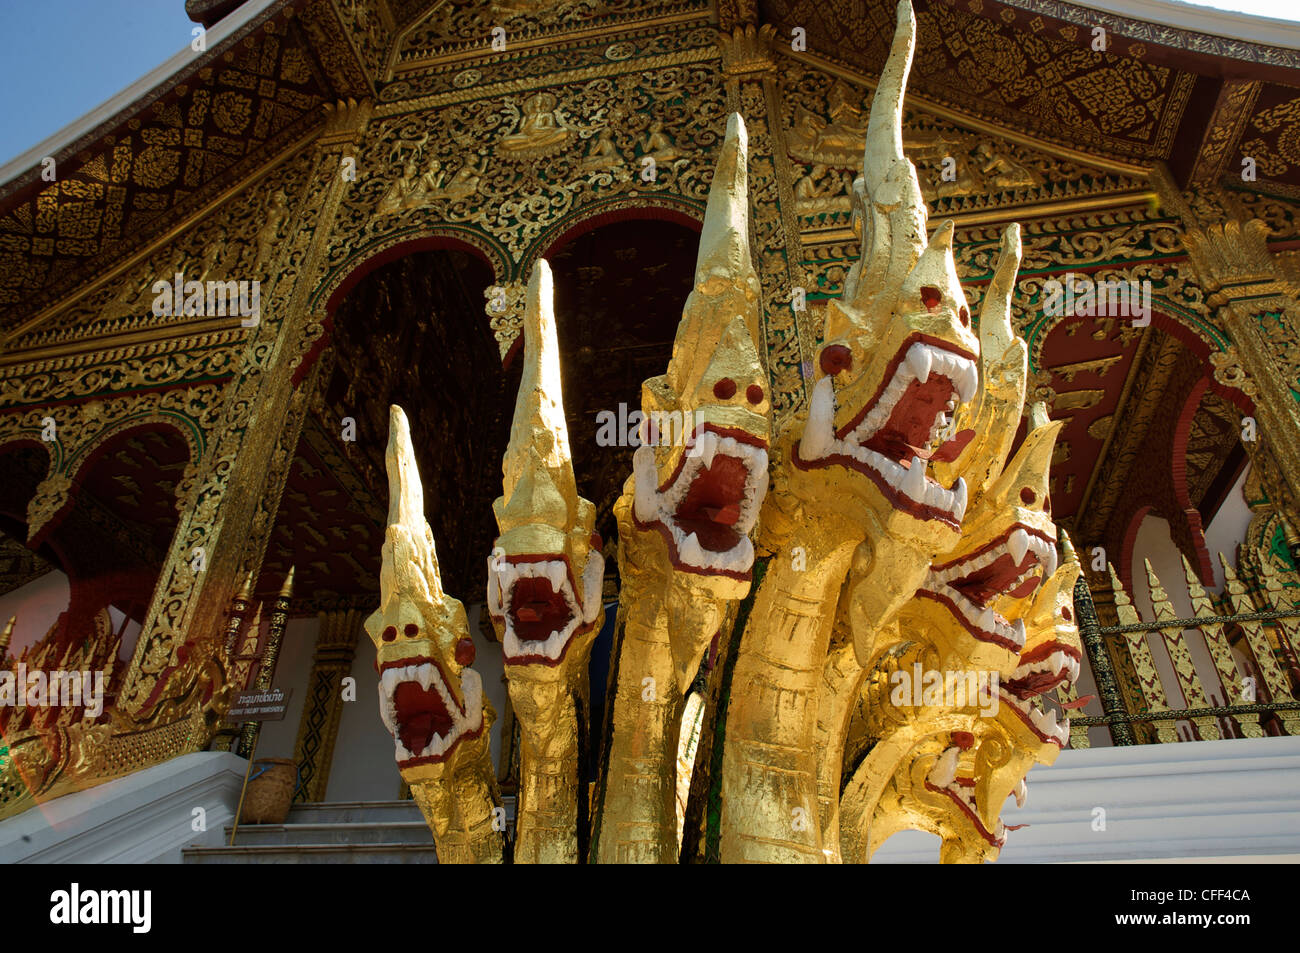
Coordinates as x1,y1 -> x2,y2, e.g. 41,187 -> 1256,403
1269,524 -> 1297,573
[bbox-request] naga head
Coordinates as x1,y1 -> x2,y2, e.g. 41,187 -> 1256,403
917,532 -> 1083,851
486,260 -> 605,674
794,2 -> 1025,561
630,112 -> 771,596
365,405 -> 488,780
994,528 -> 1083,754
909,409 -> 1063,672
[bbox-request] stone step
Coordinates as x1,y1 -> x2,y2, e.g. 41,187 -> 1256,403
280,800 -> 425,825
183,843 -> 439,864
222,820 -> 434,847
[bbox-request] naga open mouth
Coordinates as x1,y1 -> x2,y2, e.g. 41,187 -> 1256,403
487,555 -> 603,665
1000,640 -> 1080,747
925,746 -> 1017,848
926,777 -> 1007,848
633,424 -> 769,578
795,335 -> 977,528
378,656 -> 483,766
919,525 -> 1059,651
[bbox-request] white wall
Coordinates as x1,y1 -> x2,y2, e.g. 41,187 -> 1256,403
0,569 -> 70,659
250,615 -> 320,764
1201,464 -> 1253,592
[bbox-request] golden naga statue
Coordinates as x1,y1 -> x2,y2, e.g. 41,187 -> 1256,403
368,1 -> 1081,863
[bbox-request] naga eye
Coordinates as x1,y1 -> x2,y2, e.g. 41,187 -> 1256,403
714,378 -> 737,399
819,344 -> 852,375
921,286 -> 942,311
382,626 -> 397,642
1062,606 -> 1073,622
404,623 -> 420,637
455,638 -> 476,666
747,384 -> 764,404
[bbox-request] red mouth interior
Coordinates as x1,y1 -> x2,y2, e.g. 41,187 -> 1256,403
951,552 -> 1040,606
394,680 -> 454,757
675,454 -> 748,552
1004,667 -> 1068,700
863,375 -> 955,464
507,575 -> 573,643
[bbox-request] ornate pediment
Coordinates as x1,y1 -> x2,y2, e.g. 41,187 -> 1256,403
781,64 -> 1148,232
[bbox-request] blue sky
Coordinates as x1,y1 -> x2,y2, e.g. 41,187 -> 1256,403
0,0 -> 194,166
1,0 -> 1298,169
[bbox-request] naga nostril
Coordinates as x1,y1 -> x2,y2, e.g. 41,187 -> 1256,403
713,378 -> 737,399
921,286 -> 941,311
959,306 -> 969,327
819,344 -> 852,375
404,623 -> 419,637
747,384 -> 764,404
1020,487 -> 1036,505
382,626 -> 397,642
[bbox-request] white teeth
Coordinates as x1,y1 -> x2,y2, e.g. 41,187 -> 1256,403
381,668 -> 400,697
951,478 -> 967,522
417,665 -> 433,691
905,341 -> 933,384
954,359 -> 978,403
697,430 -> 719,469
1014,779 -> 1027,808
633,444 -> 659,523
1049,651 -> 1066,676
1009,528 -> 1031,568
802,376 -> 836,460
1044,542 -> 1058,578
581,550 -> 604,624
680,531 -> 704,566
903,455 -> 927,500
929,746 -> 961,788
979,606 -> 996,632
1012,618 -> 1026,648
1044,708 -> 1059,729
486,561 -> 502,615
546,561 -> 566,593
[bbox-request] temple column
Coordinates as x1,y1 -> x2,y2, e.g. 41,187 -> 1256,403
291,608 -> 365,802
117,100 -> 375,719
1154,168 -> 1300,545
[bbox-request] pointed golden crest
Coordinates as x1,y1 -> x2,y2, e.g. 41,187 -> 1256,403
833,0 -> 927,331
652,111 -> 768,446
498,259 -> 580,530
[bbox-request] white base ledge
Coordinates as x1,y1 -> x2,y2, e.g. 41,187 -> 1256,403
873,735 -> 1300,863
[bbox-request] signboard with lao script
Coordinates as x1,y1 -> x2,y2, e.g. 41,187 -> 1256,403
226,687 -> 293,723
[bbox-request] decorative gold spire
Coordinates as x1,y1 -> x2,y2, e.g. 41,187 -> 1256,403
0,616 -> 13,661
493,260 -> 590,560
833,0 -> 927,331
